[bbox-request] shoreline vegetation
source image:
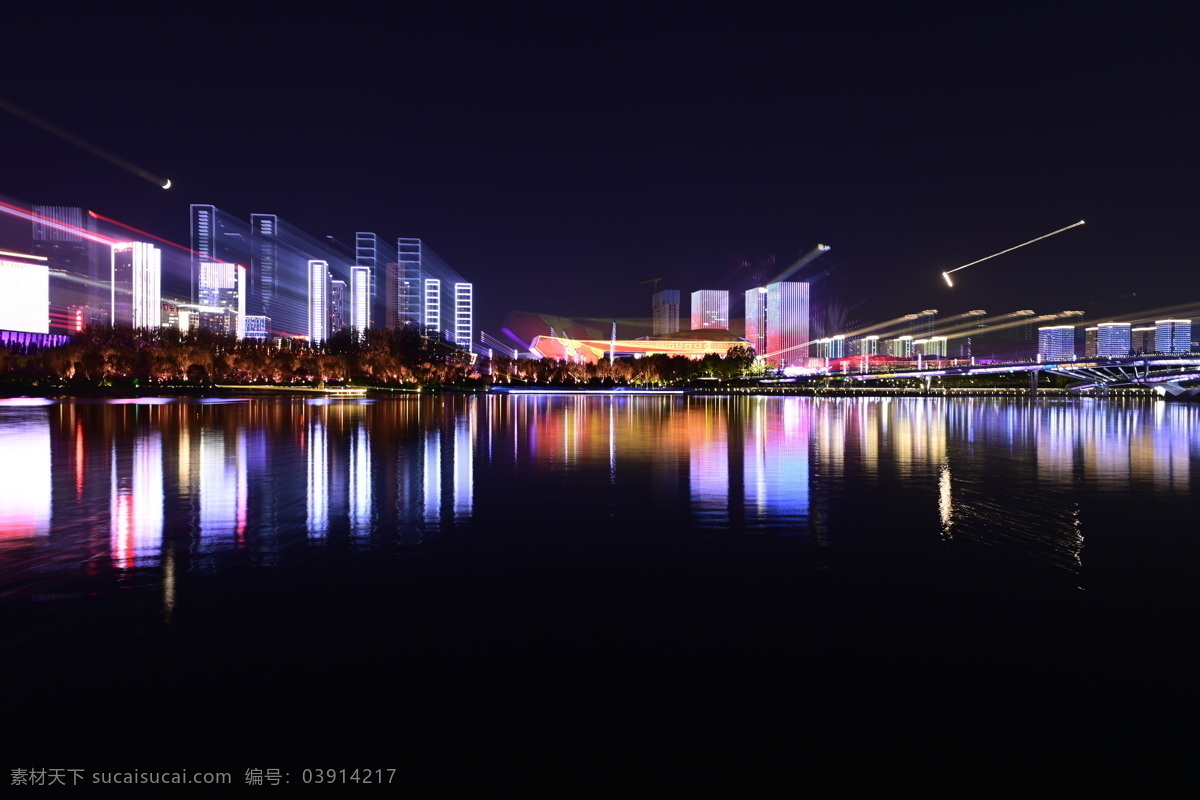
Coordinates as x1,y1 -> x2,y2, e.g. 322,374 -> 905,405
0,325 -> 1160,398
0,325 -> 758,394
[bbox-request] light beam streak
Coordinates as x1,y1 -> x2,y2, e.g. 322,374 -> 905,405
0,96 -> 172,190
943,221 -> 1085,285
767,244 -> 831,285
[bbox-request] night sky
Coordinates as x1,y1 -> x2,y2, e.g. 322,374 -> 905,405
2,6 -> 1195,340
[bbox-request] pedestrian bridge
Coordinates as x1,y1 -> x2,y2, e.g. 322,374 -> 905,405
846,355 -> 1200,396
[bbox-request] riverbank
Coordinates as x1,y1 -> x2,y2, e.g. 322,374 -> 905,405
0,378 -> 1171,400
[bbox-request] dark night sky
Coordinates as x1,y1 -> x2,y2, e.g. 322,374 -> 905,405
2,5 -> 1196,339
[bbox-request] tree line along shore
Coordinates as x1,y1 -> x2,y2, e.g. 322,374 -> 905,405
0,326 -> 759,392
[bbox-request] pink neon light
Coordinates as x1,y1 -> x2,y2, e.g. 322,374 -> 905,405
0,200 -> 119,246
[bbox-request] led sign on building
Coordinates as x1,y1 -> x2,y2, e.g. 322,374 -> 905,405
0,259 -> 50,334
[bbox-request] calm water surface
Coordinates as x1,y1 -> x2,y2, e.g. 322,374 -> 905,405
1,394 -> 1193,589
2,394 -> 1196,783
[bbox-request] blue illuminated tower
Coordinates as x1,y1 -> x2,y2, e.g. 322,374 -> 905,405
424,278 -> 441,338
1155,319 -> 1192,353
308,260 -> 331,344
1096,322 -> 1131,357
1037,326 -> 1075,361
454,282 -> 473,351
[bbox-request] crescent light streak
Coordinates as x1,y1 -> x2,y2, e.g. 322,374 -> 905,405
942,220 -> 1085,287
0,96 -> 171,190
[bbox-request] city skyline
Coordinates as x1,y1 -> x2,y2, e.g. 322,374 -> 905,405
0,7 -> 1193,344
1,193 -> 1196,368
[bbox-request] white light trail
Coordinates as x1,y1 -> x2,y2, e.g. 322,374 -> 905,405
943,220 -> 1085,286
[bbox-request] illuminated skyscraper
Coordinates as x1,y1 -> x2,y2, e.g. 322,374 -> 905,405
330,279 -> 347,332
1037,326 -> 1076,361
889,336 -> 913,357
31,205 -> 105,332
350,266 -> 370,337
1096,322 -> 1131,357
764,281 -> 809,368
454,282 -> 473,351
915,336 -> 947,357
746,281 -> 809,367
744,287 -> 767,354
691,290 -> 729,330
387,238 -> 425,329
191,205 -> 241,305
653,290 -> 681,336
424,278 -> 441,338
111,243 -> 161,329
249,213 -> 281,324
249,213 -> 322,338
355,232 -> 393,330
308,260 -> 331,344
1155,319 -> 1192,353
197,260 -> 236,308
910,310 -> 937,338
1131,326 -> 1156,354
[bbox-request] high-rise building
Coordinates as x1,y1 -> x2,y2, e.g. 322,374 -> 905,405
1131,326 -> 1156,354
653,290 -> 681,336
1096,322 -> 1131,357
424,278 -> 441,338
391,238 -> 424,329
889,336 -> 913,358
859,336 -> 879,356
350,266 -> 370,337
910,310 -> 937,338
691,290 -> 729,330
330,279 -> 347,333
1155,319 -> 1191,354
249,213 -> 280,324
744,287 -> 768,355
197,260 -> 235,308
764,281 -> 809,368
191,205 -> 241,305
308,260 -> 331,344
111,243 -> 161,329
249,213 -> 324,339
387,238 -> 471,346
454,282 -> 473,351
1083,326 -> 1099,358
915,336 -> 947,357
1037,326 -> 1076,361
69,304 -> 106,332
355,232 -> 394,330
746,281 -> 809,367
31,206 -> 106,332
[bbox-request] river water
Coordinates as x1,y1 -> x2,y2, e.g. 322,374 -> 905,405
2,394 -> 1195,786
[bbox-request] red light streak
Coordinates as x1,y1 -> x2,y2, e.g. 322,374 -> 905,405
0,200 -> 119,246
89,210 -> 234,263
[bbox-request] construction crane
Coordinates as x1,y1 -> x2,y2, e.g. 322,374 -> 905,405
640,278 -> 662,296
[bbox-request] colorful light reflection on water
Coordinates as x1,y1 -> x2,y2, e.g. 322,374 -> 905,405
0,395 -> 1197,601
